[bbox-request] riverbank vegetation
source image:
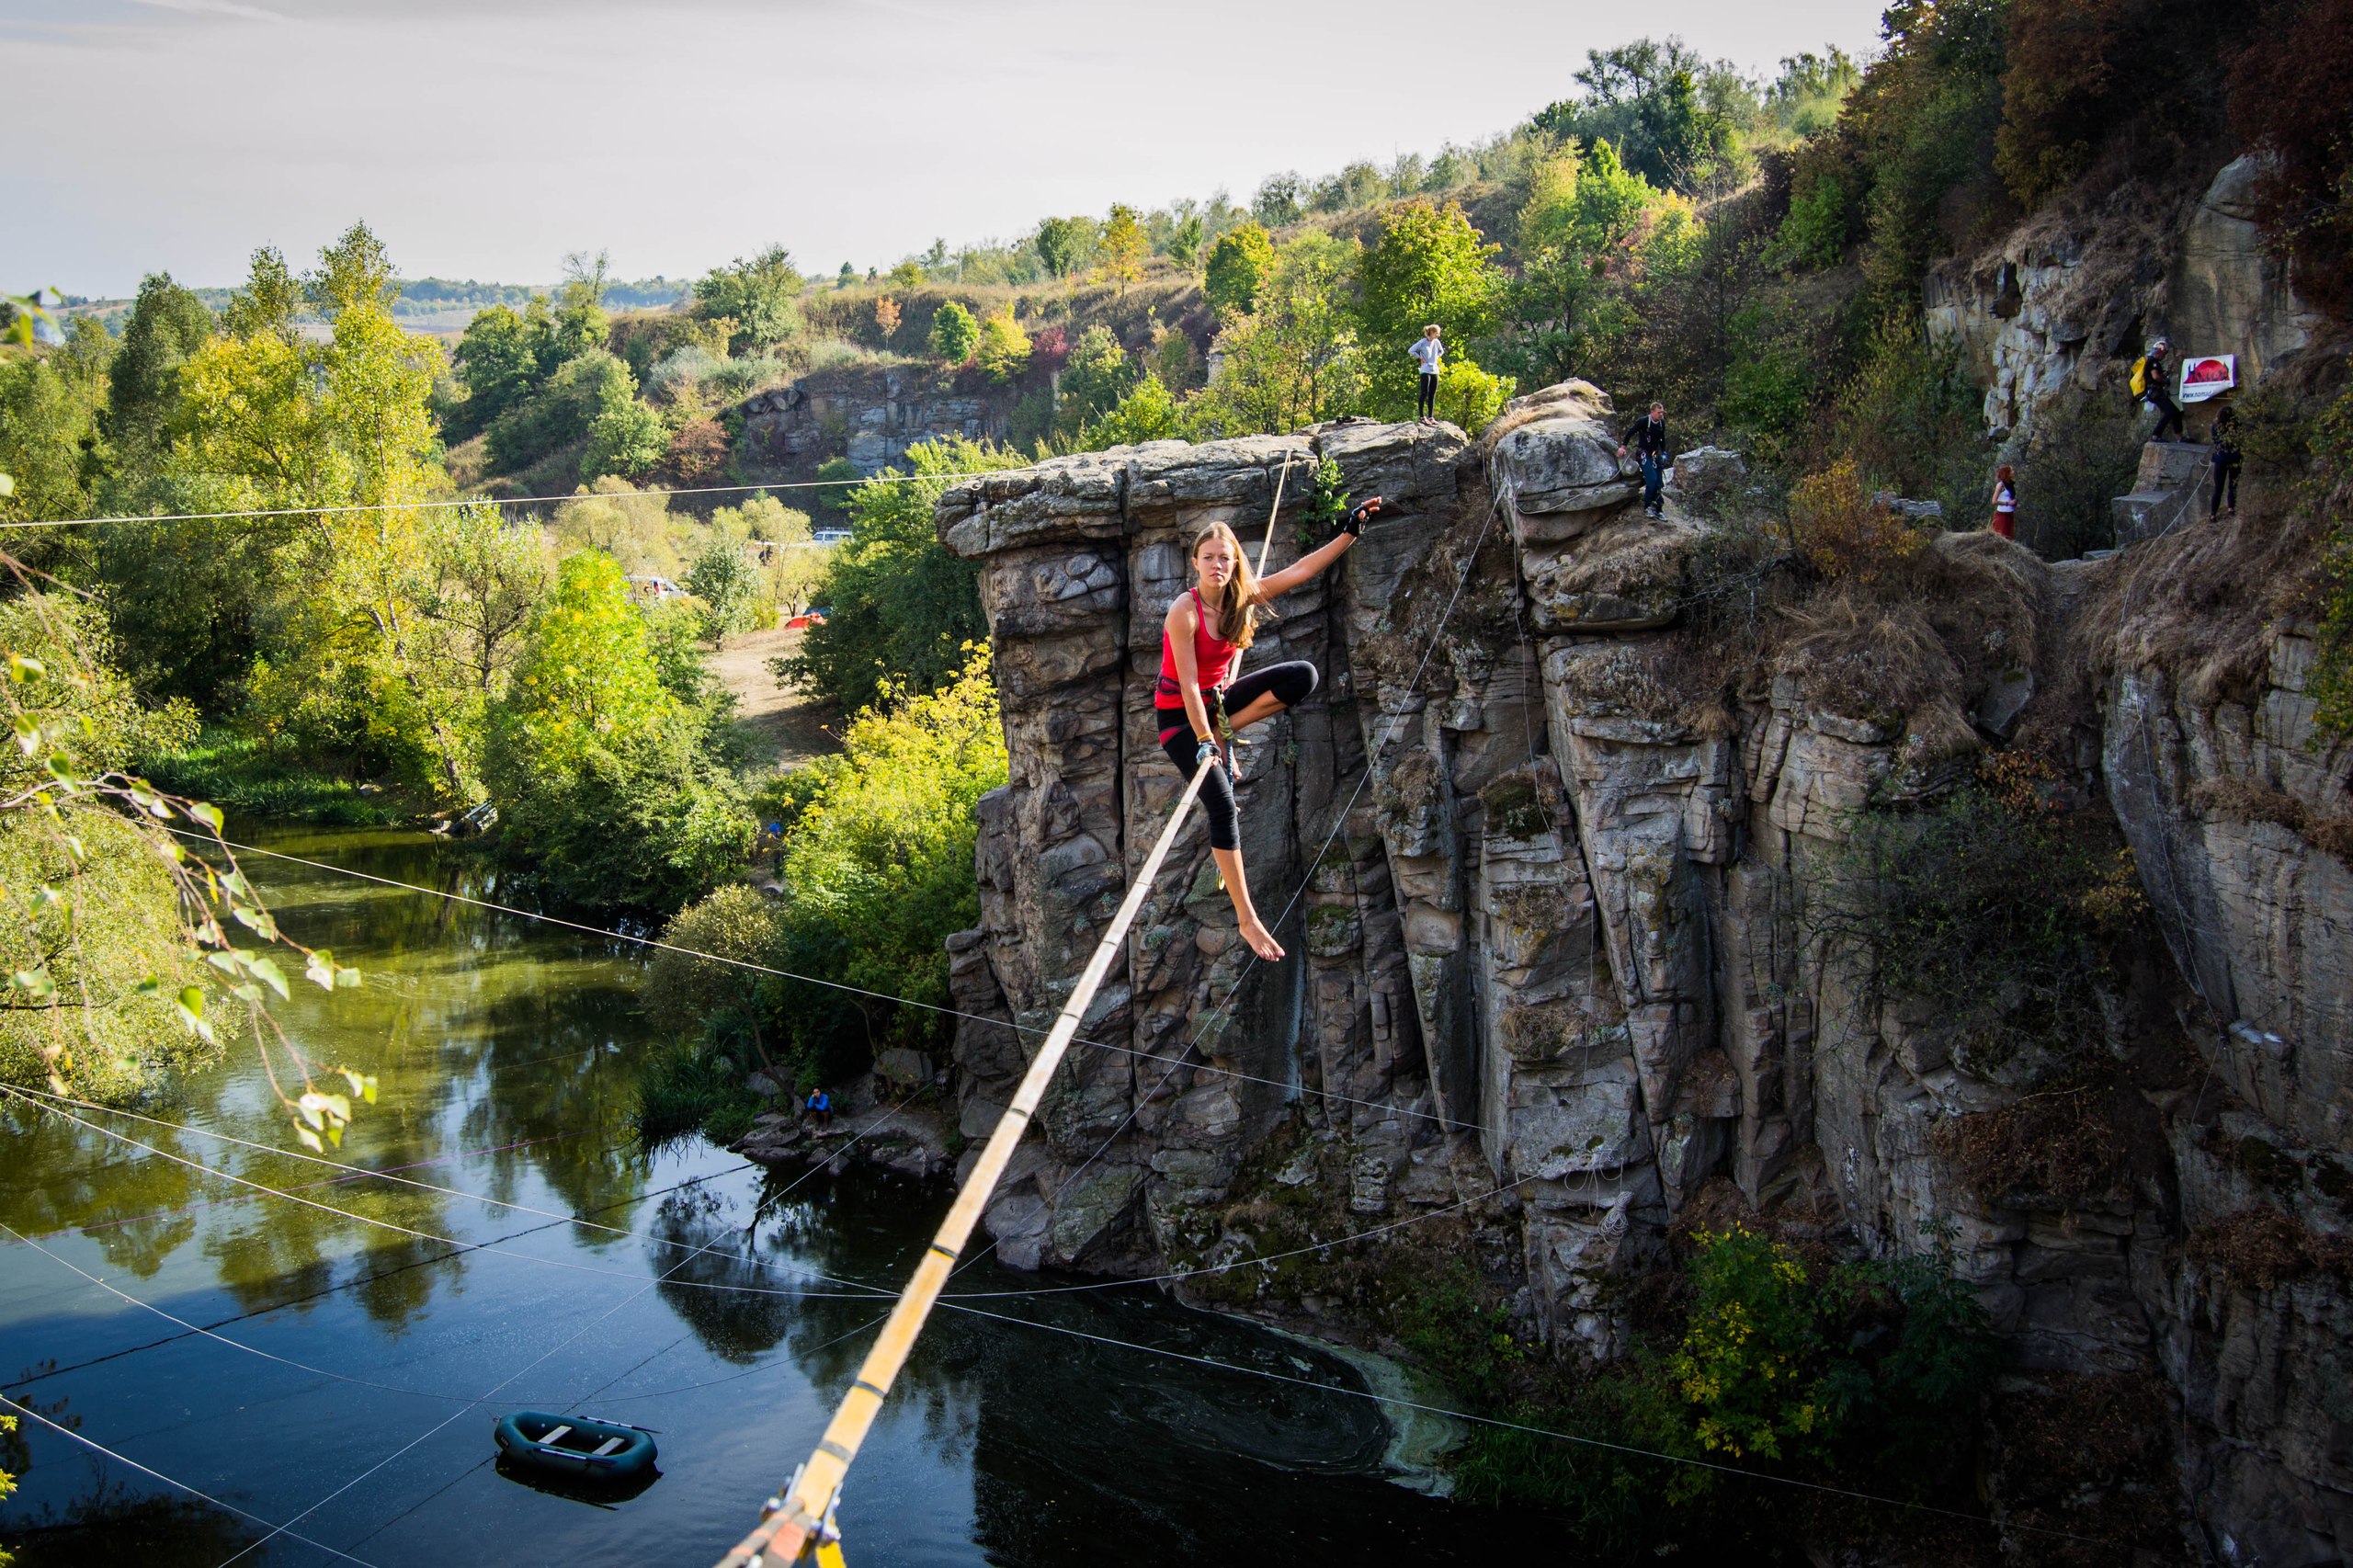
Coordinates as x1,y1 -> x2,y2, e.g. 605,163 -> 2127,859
633,651 -> 1004,1141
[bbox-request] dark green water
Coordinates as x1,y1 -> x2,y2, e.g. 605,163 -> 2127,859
0,829 -> 1553,1565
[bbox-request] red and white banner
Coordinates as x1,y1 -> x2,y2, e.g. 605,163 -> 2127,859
2180,353 -> 2237,403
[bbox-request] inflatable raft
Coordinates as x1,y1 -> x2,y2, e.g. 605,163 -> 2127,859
494,1410 -> 658,1483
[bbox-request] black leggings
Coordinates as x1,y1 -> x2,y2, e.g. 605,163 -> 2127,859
2211,454 -> 2241,516
2148,389 -> 2185,443
1417,371 -> 1438,418
1156,661 -> 1318,851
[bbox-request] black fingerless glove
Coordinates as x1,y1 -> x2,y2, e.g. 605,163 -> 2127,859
1340,497 -> 1383,536
1195,739 -> 1222,775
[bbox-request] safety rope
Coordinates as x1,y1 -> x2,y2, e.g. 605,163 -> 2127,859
0,469 -> 1022,530
938,1302 -> 2121,1550
0,1085 -> 891,1304
163,829 -> 1473,1134
3,1400 -> 387,1568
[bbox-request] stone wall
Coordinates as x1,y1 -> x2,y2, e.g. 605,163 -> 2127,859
934,382 -> 2353,1561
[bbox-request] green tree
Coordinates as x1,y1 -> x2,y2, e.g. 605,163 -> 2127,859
1356,201 -> 1504,421
1033,216 -> 1097,278
688,539 -> 759,646
1097,203 -> 1148,293
779,438 -> 1027,710
1506,140 -> 1665,387
1203,222 -> 1276,318
1054,325 -> 1135,437
1083,372 -> 1185,447
1189,233 -> 1365,437
975,309 -> 1031,382
484,551 -> 749,913
0,319 -> 110,531
104,272 -> 213,472
1167,211 -> 1206,269
652,647 -> 1006,1096
1533,37 -> 1745,191
452,302 -> 540,431
928,299 -> 981,364
693,243 -> 802,355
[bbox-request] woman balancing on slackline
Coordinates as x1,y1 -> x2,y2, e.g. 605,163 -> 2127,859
1157,497 -> 1386,961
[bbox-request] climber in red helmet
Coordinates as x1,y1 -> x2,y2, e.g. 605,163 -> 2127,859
1157,493 -> 1385,961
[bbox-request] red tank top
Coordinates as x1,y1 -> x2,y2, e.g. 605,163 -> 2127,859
1154,587 -> 1238,707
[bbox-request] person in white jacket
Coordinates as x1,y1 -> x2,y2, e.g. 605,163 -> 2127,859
1409,324 -> 1443,423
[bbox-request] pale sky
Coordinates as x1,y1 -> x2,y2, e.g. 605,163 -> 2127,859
5,0 -> 1888,299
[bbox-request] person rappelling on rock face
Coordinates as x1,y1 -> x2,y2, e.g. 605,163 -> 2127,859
1157,500 -> 1385,962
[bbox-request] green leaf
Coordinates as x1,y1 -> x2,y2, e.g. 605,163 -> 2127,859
10,715 -> 38,756
6,653 -> 43,682
336,966 -> 362,990
296,1093 -> 326,1130
294,1124 -> 324,1153
247,955 -> 290,1001
9,969 -> 55,1001
176,985 -> 204,1018
188,801 -> 224,831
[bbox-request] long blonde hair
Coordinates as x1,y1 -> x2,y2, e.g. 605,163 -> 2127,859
1189,520 -> 1269,650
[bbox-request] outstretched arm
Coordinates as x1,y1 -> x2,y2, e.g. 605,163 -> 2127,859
1259,497 -> 1384,600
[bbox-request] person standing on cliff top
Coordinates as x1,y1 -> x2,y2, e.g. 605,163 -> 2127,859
1619,403 -> 1671,518
1990,463 -> 2018,540
1409,324 -> 1444,423
1157,497 -> 1386,960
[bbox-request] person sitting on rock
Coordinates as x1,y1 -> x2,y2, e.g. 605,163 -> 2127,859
806,1087 -> 833,1131
1619,403 -> 1671,517
1157,502 -> 1384,961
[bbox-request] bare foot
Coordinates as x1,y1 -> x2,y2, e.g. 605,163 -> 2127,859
1239,918 -> 1285,961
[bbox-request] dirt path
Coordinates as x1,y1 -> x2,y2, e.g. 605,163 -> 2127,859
712,625 -> 839,771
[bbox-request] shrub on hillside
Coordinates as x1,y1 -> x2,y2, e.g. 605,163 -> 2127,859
779,438 -> 1028,711
1788,459 -> 1927,585
927,300 -> 980,364
1815,778 -> 2145,1074
647,650 -> 1006,1098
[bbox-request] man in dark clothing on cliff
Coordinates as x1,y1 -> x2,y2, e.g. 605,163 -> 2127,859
2211,401 -> 2243,517
2138,338 -> 2186,443
1620,403 -> 1670,517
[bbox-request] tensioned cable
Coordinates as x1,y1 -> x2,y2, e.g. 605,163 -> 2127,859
32,1131 -> 574,1240
0,469 -> 1023,530
4,1167 -> 737,1394
293,1103 -> 911,1562
0,1105 -> 906,1415
164,828 -> 1472,1134
0,1086 -> 893,1305
941,1301 -> 2119,1550
4,1398 -> 387,1568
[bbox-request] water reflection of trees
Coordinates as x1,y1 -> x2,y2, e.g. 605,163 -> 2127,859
6,1482 -> 257,1566
50,829 -> 674,1329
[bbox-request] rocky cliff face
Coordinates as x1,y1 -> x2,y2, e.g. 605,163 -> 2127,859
1926,154 -> 2326,437
733,363 -> 1015,482
935,383 -> 2353,1562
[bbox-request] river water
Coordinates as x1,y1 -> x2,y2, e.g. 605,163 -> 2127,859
0,829 -> 1557,1565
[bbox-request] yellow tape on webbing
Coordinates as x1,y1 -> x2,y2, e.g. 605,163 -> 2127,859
713,756 -> 1221,1568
